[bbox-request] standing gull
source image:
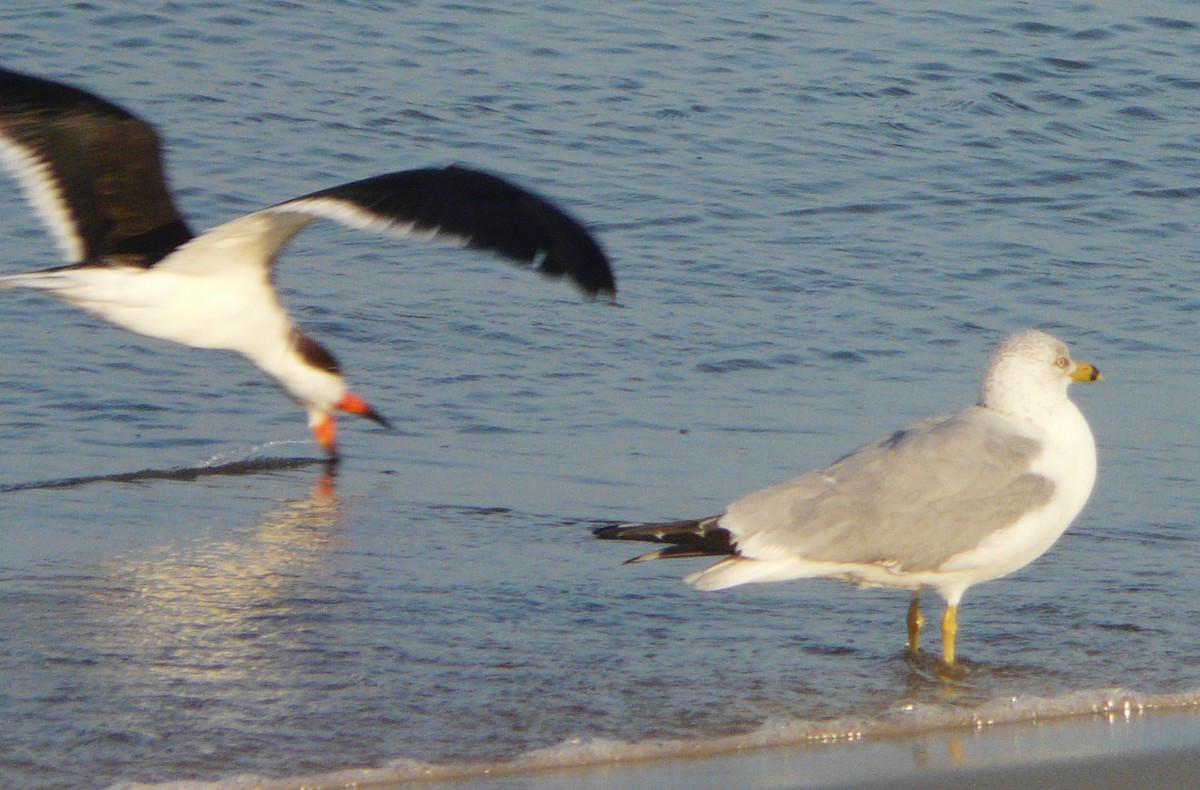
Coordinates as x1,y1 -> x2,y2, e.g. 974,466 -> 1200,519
596,330 -> 1101,667
0,68 -> 614,460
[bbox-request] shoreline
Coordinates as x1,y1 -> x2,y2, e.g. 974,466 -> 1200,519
428,705 -> 1200,790
143,696 -> 1200,790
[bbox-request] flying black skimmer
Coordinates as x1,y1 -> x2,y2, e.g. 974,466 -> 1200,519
0,68 -> 615,460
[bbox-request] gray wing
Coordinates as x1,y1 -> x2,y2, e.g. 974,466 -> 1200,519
725,407 -> 1055,572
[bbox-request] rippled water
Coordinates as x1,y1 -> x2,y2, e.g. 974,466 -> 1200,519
2,2 -> 1200,788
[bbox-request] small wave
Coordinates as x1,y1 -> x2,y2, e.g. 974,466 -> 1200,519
0,454 -> 327,493
105,687 -> 1200,790
695,357 -> 774,374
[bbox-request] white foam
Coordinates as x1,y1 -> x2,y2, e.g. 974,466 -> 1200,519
195,439 -> 312,468
104,687 -> 1200,790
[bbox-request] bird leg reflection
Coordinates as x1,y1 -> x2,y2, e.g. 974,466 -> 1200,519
314,469 -> 337,499
906,593 -> 924,654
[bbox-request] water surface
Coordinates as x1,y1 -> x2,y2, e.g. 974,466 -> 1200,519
1,2 -> 1200,788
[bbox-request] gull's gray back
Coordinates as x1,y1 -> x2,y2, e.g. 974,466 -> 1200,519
726,407 -> 1055,573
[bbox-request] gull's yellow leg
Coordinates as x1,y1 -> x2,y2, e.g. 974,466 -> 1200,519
906,593 -> 924,654
941,604 -> 958,666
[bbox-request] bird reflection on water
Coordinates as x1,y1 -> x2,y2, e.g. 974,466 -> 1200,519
50,466 -> 350,731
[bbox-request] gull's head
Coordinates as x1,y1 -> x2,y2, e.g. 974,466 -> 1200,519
979,329 -> 1101,419
290,332 -> 392,459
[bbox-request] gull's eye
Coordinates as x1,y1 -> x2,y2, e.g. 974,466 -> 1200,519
1055,356 -> 1070,369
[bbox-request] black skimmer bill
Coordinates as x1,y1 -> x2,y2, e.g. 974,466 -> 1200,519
0,68 -> 615,460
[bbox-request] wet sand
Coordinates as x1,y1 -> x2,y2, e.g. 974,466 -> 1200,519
415,705 -> 1200,790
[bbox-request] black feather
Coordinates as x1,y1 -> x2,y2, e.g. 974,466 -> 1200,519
593,516 -> 735,560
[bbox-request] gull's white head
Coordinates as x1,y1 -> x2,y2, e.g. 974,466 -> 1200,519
979,329 -> 1101,420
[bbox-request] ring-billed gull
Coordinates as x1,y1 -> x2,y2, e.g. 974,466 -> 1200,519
595,329 -> 1101,668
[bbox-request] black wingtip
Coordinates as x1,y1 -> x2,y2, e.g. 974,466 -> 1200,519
592,517 -> 735,559
307,165 -> 618,298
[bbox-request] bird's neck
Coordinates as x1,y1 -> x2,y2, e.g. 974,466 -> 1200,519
247,330 -> 346,414
978,378 -> 1071,427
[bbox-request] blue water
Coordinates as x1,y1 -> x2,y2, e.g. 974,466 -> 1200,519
2,2 -> 1200,788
